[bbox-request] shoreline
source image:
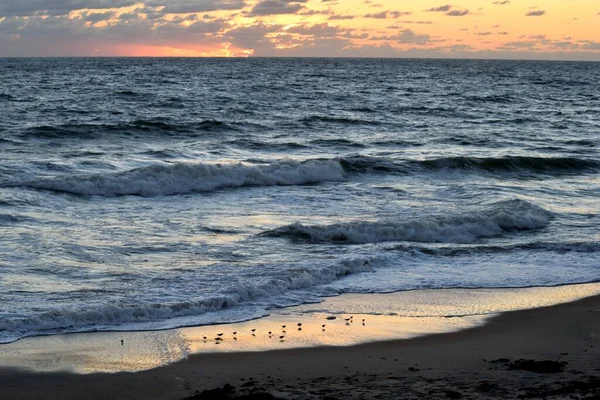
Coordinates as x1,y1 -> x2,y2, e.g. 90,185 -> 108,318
5,280 -> 600,346
2,283 -> 600,399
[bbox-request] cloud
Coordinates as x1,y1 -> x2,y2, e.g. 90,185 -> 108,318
0,0 -> 248,17
247,0 -> 309,16
84,11 -> 116,23
0,0 -> 136,17
147,0 -> 247,14
372,29 -> 433,45
446,9 -> 469,16
526,10 -> 546,16
425,5 -> 452,12
363,11 -> 411,19
424,4 -> 468,16
582,41 -> 600,50
328,14 -> 355,20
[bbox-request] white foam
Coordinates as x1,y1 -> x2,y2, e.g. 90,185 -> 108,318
0,257 -> 373,343
271,199 -> 551,244
26,159 -> 346,196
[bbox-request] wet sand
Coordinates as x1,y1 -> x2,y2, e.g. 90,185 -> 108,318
2,287 -> 600,399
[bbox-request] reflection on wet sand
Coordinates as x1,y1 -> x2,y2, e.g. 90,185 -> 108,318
1,282 -> 599,374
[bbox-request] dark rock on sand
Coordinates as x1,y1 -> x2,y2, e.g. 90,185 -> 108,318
185,383 -> 279,400
508,359 -> 567,373
489,358 -> 511,364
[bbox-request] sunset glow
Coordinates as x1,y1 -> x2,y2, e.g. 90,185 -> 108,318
0,1 -> 599,59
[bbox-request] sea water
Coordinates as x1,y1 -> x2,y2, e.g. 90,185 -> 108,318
0,58 -> 598,343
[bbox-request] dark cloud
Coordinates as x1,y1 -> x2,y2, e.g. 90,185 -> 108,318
285,23 -> 344,38
84,11 -> 116,23
526,10 -> 546,16
247,0 -> 309,16
424,4 -> 468,16
372,29 -> 433,45
0,12 -> 228,56
425,5 -> 452,12
363,11 -> 411,19
0,0 -> 137,17
146,0 -> 247,14
328,14 -> 355,20
0,0 -> 247,17
446,9 -> 469,16
223,22 -> 280,51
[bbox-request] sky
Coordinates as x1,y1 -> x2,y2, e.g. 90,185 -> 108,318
0,0 -> 599,59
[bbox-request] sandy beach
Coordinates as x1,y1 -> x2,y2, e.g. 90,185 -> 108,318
2,285 -> 600,400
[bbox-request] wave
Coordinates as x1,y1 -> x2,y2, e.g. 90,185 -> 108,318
226,139 -> 308,151
465,94 -> 516,104
0,213 -> 28,224
387,241 -> 600,256
14,154 -> 597,197
264,200 -> 551,244
0,257 -> 374,343
20,119 -> 240,139
336,155 -> 599,176
21,159 -> 346,196
301,115 -> 381,126
310,138 -> 366,148
415,156 -> 600,174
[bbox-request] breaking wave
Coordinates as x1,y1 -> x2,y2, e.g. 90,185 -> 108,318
0,257 -> 374,343
265,200 -> 552,244
22,159 -> 346,196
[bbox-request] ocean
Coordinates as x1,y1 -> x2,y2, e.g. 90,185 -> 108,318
0,58 -> 598,344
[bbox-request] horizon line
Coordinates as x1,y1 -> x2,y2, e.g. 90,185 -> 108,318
0,55 -> 599,63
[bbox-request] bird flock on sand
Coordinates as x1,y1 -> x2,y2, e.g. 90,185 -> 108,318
196,316 -> 367,345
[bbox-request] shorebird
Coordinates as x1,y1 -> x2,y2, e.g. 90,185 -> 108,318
321,324 -> 326,331
217,333 -> 224,337
215,337 -> 223,341
203,336 -> 207,341
279,335 -> 285,342
120,339 -> 124,345
233,331 -> 237,335
362,319 -> 366,326
297,323 -> 302,327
